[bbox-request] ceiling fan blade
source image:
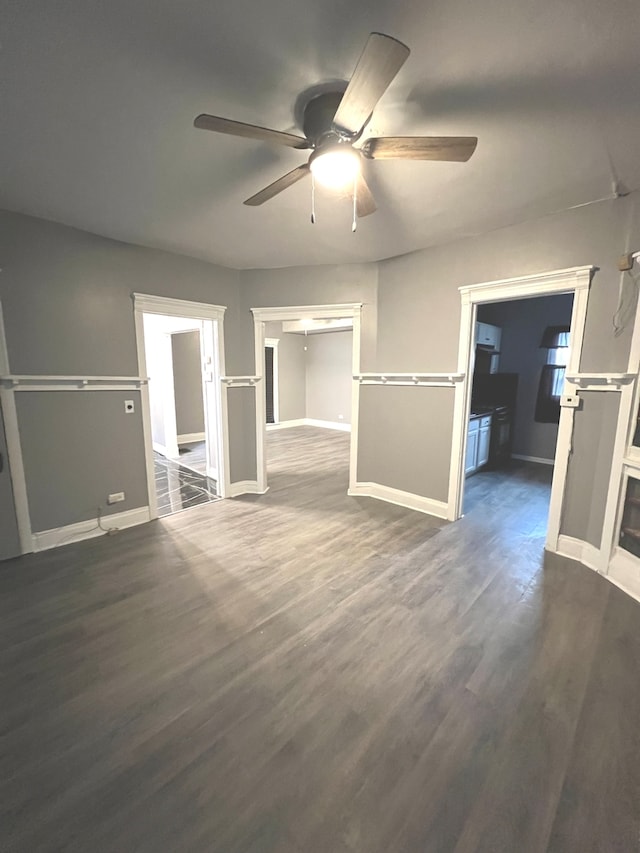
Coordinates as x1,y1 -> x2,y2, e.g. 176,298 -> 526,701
244,164 -> 310,206
361,136 -> 478,162
356,173 -> 377,218
194,114 -> 311,150
332,33 -> 410,137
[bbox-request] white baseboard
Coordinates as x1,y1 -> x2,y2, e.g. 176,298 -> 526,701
348,482 -> 448,519
607,547 -> 640,605
556,534 -> 605,573
228,480 -> 269,497
513,454 -> 555,466
266,418 -> 351,432
177,432 -> 206,444
266,419 -> 306,431
32,506 -> 151,553
305,418 -> 351,432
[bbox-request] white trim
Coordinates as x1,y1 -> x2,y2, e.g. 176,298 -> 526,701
512,454 -> 555,466
356,372 -> 463,388
459,265 -> 593,301
556,534 -> 604,574
0,300 -> 33,553
608,547 -> 640,605
228,480 -> 269,497
32,505 -> 151,552
133,293 -> 227,318
221,376 -> 261,387
305,418 -> 351,432
133,294 -> 229,519
177,432 -> 206,444
598,293 -> 640,580
152,441 -> 174,457
267,417 -> 351,432
266,418 -> 307,431
252,303 -> 362,498
0,375 -> 148,392
251,303 -> 362,322
450,265 -> 594,543
348,482 -> 448,519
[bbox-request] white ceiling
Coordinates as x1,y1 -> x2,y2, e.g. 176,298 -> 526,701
2,0 -> 639,269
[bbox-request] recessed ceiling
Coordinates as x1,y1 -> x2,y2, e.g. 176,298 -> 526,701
1,0 -> 639,269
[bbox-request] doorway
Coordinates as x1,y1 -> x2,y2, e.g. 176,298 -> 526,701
133,294 -> 228,519
251,304 -> 362,494
450,266 -> 593,553
463,293 -> 574,533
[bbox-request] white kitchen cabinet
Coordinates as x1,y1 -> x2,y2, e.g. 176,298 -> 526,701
466,415 -> 492,475
466,419 -> 480,475
477,416 -> 491,467
475,321 -> 502,351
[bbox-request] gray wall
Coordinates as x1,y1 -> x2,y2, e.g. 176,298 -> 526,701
172,331 -> 205,437
264,322 -> 307,422
3,188 -> 639,551
305,331 -> 353,425
16,391 -> 148,530
0,211 -> 247,532
368,193 -> 640,546
477,294 -> 574,461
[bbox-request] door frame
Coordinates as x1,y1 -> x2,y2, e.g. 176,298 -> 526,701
133,294 -> 228,518
449,265 -> 593,551
0,299 -> 32,553
264,337 -> 280,425
251,303 -> 362,494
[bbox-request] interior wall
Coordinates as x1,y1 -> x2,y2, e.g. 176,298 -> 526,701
264,322 -> 306,422
172,330 -> 205,438
0,211 -> 245,533
477,294 -> 574,461
305,330 -> 353,425
369,192 -> 640,545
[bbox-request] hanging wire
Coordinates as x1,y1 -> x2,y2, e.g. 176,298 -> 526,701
311,173 -> 316,224
352,177 -> 357,233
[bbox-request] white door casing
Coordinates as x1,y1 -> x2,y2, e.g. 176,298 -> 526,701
450,266 -> 594,552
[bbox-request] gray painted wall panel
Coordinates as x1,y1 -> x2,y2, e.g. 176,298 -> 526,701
306,331 -> 352,425
560,391 -> 620,546
0,400 -> 21,560
357,385 -> 453,502
227,387 -> 257,484
16,391 -> 148,531
264,322 -> 307,422
172,331 -> 205,436
477,294 -> 574,461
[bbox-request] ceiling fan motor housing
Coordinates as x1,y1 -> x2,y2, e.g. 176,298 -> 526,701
302,91 -> 357,146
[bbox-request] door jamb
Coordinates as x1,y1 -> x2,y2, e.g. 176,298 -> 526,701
133,294 -> 228,518
450,266 -> 594,551
251,303 -> 362,494
0,300 -> 32,553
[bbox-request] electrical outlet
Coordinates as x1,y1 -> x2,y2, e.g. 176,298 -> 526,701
108,492 -> 125,504
124,400 -> 135,414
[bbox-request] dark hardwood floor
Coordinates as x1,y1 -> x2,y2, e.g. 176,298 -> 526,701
1,427 -> 639,852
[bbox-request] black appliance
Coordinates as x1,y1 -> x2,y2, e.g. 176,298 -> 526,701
471,373 -> 518,468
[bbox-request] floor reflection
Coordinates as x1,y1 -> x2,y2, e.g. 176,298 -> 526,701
154,452 -> 219,517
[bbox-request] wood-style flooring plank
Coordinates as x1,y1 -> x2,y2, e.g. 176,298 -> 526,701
1,427 -> 638,852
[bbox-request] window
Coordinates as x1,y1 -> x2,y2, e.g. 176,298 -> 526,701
535,326 -> 570,424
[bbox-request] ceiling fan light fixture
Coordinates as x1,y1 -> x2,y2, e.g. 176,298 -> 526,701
309,147 -> 361,190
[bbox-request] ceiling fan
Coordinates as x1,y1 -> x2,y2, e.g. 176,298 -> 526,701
194,32 -> 477,220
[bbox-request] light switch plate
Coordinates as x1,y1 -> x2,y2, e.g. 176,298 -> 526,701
124,400 -> 135,413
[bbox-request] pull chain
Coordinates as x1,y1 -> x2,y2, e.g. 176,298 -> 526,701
352,178 -> 357,233
311,173 -> 316,224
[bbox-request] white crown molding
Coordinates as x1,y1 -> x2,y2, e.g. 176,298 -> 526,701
459,265 -> 594,304
133,293 -> 226,319
251,303 -> 362,321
